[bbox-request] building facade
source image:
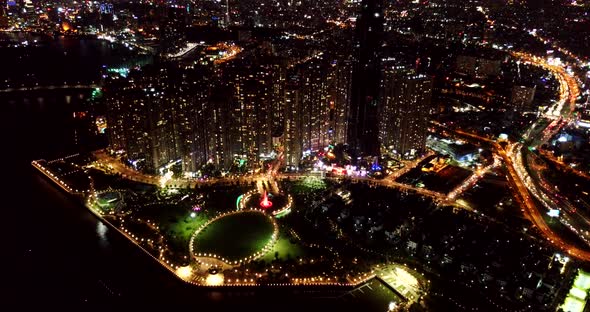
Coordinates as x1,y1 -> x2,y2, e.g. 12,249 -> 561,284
106,62 -> 216,174
282,57 -> 351,168
511,85 -> 536,110
347,0 -> 384,158
380,66 -> 433,159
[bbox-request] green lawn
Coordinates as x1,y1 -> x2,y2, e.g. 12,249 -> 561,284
131,202 -> 212,256
261,231 -> 307,263
167,212 -> 210,246
120,183 -> 252,261
96,192 -> 121,211
192,211 -> 274,261
287,177 -> 328,194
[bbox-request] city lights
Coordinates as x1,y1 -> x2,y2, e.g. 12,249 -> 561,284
19,1 -> 590,310
176,266 -> 193,280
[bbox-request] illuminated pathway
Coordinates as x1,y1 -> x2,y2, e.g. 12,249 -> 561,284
92,150 -> 264,188
281,174 -> 473,212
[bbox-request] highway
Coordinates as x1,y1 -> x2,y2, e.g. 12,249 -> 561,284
524,152 -> 590,244
510,51 -> 579,120
439,124 -> 590,260
438,48 -> 590,260
510,51 -> 590,259
539,148 -> 590,181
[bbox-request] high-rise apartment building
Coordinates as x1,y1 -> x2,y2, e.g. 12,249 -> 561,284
511,85 -> 536,110
281,57 -> 351,168
300,59 -> 332,152
283,74 -> 303,168
380,66 -> 433,159
107,47 -> 353,173
106,63 -> 215,174
331,59 -> 352,145
229,58 -> 287,167
160,3 -> 189,55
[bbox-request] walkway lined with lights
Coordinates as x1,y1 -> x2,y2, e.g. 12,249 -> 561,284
189,209 -> 279,268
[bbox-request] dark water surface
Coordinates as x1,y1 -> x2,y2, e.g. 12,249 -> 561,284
0,33 -> 142,86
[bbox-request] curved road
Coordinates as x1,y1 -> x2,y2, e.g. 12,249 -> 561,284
439,49 -> 590,260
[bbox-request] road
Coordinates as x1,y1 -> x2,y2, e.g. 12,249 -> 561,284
92,148 -> 480,214
92,150 -> 268,188
91,47 -> 588,260
509,143 -> 590,259
510,51 -> 579,120
539,149 -> 590,181
524,152 -> 590,245
437,48 -> 590,260
440,124 -> 590,260
447,155 -> 501,200
510,51 -> 590,259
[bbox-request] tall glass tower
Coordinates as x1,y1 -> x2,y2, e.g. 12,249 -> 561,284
347,0 -> 384,159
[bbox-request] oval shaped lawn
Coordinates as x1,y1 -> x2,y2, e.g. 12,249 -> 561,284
192,211 -> 274,262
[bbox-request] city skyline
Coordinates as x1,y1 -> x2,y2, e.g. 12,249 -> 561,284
3,0 -> 590,311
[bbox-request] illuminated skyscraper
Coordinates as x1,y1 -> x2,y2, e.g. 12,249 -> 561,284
231,61 -> 281,167
225,0 -> 230,28
106,63 -> 215,174
159,3 -> 188,55
300,59 -> 332,152
284,74 -> 303,168
282,57 -> 350,168
380,66 -> 432,159
106,66 -> 180,173
331,59 -> 352,145
348,0 -> 384,158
